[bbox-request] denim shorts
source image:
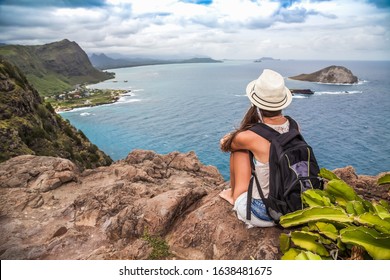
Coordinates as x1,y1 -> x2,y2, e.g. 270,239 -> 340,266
251,198 -> 273,221
233,192 -> 274,228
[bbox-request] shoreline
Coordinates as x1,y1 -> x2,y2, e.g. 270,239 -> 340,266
53,88 -> 130,114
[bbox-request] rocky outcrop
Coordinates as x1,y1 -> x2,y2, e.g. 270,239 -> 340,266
0,150 -> 388,260
289,66 -> 358,84
0,150 -> 286,260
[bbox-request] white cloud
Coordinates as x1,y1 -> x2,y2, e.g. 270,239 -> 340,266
0,0 -> 389,60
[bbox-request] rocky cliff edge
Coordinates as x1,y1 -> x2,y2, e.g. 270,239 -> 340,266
0,150 -> 388,260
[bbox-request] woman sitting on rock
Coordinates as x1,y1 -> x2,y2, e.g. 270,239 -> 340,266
219,69 -> 293,228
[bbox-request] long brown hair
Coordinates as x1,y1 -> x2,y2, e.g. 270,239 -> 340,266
220,106 -> 281,152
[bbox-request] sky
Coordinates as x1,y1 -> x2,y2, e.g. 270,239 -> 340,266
0,0 -> 389,60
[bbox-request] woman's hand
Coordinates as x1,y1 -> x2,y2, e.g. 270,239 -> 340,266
220,132 -> 234,151
220,132 -> 232,146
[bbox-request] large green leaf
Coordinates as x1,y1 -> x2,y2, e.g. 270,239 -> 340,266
363,200 -> 375,213
379,200 -> 390,211
280,206 -> 353,228
325,179 -> 359,206
279,233 -> 291,253
319,168 -> 340,180
373,203 -> 390,220
340,227 -> 390,260
291,231 -> 329,256
315,222 -> 339,241
302,189 -> 333,207
353,201 -> 368,215
378,174 -> 390,186
281,248 -> 301,260
355,213 -> 390,234
295,251 -> 323,260
346,201 -> 367,216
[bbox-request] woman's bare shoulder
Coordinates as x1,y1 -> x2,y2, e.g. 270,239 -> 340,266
234,130 -> 255,141
232,129 -> 267,150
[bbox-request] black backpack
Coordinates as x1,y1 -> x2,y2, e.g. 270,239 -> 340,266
246,116 -> 323,222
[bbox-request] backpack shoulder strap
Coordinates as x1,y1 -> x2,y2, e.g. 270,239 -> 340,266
249,123 -> 280,142
281,116 -> 306,145
246,151 -> 269,220
285,116 -> 299,130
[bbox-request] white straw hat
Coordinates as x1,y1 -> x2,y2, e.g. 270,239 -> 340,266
246,69 -> 292,111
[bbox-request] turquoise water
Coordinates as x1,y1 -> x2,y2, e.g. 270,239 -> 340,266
61,60 -> 390,179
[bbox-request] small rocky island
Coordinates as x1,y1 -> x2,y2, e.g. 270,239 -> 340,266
289,65 -> 358,84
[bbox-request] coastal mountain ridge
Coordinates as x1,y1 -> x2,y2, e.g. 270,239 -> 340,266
89,53 -> 222,70
0,39 -> 113,95
0,39 -> 222,95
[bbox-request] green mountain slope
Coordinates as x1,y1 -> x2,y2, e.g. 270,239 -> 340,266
0,39 -> 114,96
0,57 -> 113,169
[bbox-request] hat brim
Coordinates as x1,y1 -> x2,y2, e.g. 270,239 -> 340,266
246,79 -> 292,111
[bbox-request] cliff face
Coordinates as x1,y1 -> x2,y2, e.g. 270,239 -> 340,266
0,150 -> 387,260
36,39 -> 104,78
0,39 -> 113,95
0,58 -> 112,169
289,65 -> 358,84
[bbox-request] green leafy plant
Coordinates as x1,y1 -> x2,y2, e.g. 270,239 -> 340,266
279,168 -> 390,260
142,231 -> 171,260
378,174 -> 390,186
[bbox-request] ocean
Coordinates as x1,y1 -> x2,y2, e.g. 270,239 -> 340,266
60,60 -> 390,180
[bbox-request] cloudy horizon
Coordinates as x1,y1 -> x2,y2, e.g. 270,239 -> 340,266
0,0 -> 389,60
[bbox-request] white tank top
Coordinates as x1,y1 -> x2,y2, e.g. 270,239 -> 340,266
252,120 -> 290,199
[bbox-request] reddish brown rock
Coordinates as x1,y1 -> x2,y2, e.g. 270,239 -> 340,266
0,151 -> 387,260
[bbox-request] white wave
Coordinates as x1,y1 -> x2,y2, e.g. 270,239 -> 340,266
234,94 -> 246,97
57,106 -> 92,114
316,79 -> 368,85
317,82 -> 359,86
131,88 -> 144,92
115,98 -> 142,104
80,112 -> 91,116
292,95 -> 308,99
315,90 -> 363,95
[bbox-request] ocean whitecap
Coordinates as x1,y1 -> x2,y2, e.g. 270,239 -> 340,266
315,91 -> 363,95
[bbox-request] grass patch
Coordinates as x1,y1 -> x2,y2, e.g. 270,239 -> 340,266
27,74 -> 72,96
142,231 -> 171,260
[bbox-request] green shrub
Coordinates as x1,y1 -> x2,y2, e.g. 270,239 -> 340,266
87,144 -> 98,153
45,102 -> 55,114
77,129 -> 88,140
279,168 -> 390,260
89,153 -> 100,163
36,104 -> 48,119
63,124 -> 74,138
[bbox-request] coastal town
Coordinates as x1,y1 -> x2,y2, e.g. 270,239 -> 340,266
45,85 -> 131,112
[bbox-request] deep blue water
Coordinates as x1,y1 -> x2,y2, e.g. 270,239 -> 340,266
60,60 -> 390,179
